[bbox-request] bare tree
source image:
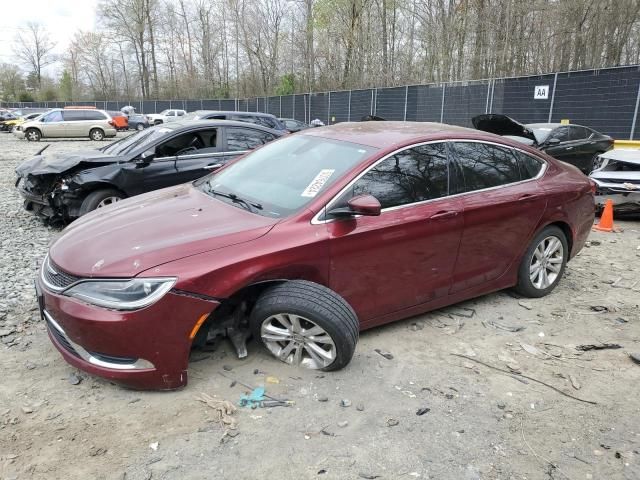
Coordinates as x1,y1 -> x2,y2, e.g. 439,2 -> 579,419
13,22 -> 56,89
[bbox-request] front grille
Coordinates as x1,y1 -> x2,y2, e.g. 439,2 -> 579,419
42,257 -> 82,291
602,178 -> 639,185
46,318 -> 81,358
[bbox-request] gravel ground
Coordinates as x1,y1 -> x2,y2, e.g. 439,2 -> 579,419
0,132 -> 639,480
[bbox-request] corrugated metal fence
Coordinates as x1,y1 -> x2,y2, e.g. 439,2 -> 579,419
3,65 -> 640,139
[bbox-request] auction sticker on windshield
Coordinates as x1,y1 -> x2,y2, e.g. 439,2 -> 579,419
301,169 -> 335,197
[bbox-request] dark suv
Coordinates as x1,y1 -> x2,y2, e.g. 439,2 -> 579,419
184,111 -> 286,131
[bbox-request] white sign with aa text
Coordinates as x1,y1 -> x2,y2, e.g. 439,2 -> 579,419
534,85 -> 549,99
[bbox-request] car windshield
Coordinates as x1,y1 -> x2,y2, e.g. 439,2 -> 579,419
102,126 -> 172,156
159,110 -> 171,115
197,135 -> 376,218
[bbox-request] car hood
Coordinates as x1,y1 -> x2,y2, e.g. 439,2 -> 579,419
15,149 -> 121,176
49,184 -> 279,277
472,114 -> 537,143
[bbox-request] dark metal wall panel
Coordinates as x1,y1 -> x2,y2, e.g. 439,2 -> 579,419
491,73 -> 556,123
406,85 -> 443,122
220,99 -> 236,111
551,66 -> 640,139
185,100 -> 202,112
375,87 -> 406,120
155,101 -> 171,113
349,89 -> 373,122
293,94 -> 307,122
443,82 -> 489,127
247,98 -> 258,112
268,97 -> 280,116
237,99 -> 249,112
310,93 -> 328,123
105,101 -> 119,112
280,96 -> 294,119
201,99 -> 218,110
329,91 -> 349,123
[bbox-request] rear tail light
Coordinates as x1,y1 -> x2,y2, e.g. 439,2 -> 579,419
108,120 -> 115,127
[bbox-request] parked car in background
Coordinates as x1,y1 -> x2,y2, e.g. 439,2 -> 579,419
589,149 -> 640,212
108,111 -> 129,131
278,118 -> 309,132
146,109 -> 186,125
184,110 -> 287,131
127,114 -> 150,131
0,111 -> 18,123
34,121 -> 594,389
13,108 -> 117,142
15,120 -> 284,223
472,114 -> 613,173
1,112 -> 44,132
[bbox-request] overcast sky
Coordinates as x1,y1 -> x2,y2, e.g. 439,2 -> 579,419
0,0 -> 98,76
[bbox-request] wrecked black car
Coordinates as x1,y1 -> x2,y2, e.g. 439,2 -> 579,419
472,114 -> 613,173
15,120 -> 284,224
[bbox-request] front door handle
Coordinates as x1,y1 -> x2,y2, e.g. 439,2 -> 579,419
566,146 -> 573,150
204,163 -> 223,170
429,210 -> 459,220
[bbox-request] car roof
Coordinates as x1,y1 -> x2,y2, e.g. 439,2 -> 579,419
300,121 -> 491,149
160,119 -> 284,135
192,110 -> 277,118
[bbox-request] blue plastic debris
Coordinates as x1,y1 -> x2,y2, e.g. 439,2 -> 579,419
239,387 -> 266,407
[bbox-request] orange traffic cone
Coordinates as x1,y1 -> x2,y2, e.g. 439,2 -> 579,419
593,199 -> 618,232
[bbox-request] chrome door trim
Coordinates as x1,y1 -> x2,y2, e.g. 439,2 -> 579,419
311,138 -> 548,225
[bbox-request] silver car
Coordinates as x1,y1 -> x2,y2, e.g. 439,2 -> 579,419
14,108 -> 117,141
590,149 -> 640,212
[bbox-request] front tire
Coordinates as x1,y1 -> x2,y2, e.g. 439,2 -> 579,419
153,120 -> 163,125
514,226 -> 568,298
89,128 -> 105,141
250,281 -> 359,371
79,189 -> 124,216
25,128 -> 41,142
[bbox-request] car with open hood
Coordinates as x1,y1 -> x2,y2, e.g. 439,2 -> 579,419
15,120 -> 284,224
35,121 -> 595,390
589,149 -> 640,212
472,114 -> 613,173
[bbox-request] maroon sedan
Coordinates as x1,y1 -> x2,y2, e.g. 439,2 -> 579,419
37,122 -> 595,389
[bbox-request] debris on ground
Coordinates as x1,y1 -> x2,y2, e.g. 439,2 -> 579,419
386,418 -> 399,427
237,387 -> 266,408
68,373 -> 82,385
338,420 -> 348,428
265,376 -> 280,384
576,343 -> 623,351
196,393 -> 238,431
520,343 -> 542,356
629,353 -> 640,365
484,320 -> 525,332
518,301 -> 534,310
356,403 -> 365,411
149,442 -> 159,451
358,473 -> 381,479
375,348 -> 394,360
340,399 -> 352,407
568,374 -> 581,390
416,407 -> 430,416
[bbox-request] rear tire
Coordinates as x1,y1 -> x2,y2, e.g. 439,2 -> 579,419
25,128 -> 41,142
250,280 -> 359,371
514,226 -> 568,298
89,128 -> 105,141
136,123 -> 144,131
79,189 -> 124,216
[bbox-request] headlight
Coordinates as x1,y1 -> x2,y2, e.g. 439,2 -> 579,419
64,278 -> 176,310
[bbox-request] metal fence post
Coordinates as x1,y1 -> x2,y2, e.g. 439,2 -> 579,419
348,90 -> 352,122
328,92 -> 331,124
292,95 -> 296,118
403,86 -> 408,121
373,88 -> 378,115
279,96 -> 282,117
630,80 -> 640,140
548,72 -> 558,122
490,80 -> 495,113
370,90 -> 374,115
485,80 -> 491,114
440,84 -> 446,123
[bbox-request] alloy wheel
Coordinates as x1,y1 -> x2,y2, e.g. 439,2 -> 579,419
96,196 -> 121,208
529,236 -> 564,289
260,313 -> 336,369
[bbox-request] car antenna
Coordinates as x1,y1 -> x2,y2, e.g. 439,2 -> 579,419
35,144 -> 50,156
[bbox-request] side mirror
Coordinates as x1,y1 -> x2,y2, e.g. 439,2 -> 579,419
328,194 -> 382,218
547,137 -> 560,145
136,149 -> 155,164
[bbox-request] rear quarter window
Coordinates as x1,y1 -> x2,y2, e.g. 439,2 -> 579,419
513,150 -> 544,179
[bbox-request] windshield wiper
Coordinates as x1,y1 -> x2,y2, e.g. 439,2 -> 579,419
206,186 -> 263,213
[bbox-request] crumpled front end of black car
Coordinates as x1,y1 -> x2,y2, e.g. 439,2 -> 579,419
16,173 -> 85,225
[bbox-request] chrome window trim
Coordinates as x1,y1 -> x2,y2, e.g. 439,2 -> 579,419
44,310 -> 154,370
311,138 -> 547,225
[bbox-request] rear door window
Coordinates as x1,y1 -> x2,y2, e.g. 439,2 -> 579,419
83,110 -> 107,120
569,126 -> 590,141
513,150 -> 544,179
548,126 -> 570,143
225,127 -> 277,151
62,110 -> 85,121
449,142 -> 521,191
334,143 -> 450,210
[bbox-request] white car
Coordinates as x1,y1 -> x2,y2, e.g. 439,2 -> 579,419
146,109 -> 186,125
590,149 -> 640,212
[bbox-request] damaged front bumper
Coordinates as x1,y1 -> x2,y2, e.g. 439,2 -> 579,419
593,180 -> 640,211
16,176 -> 82,222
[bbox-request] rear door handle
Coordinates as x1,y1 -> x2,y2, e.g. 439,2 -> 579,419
518,194 -> 542,202
429,210 -> 459,220
204,163 -> 223,170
